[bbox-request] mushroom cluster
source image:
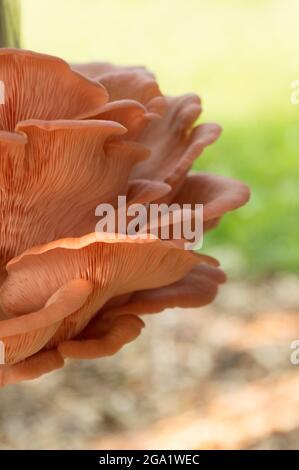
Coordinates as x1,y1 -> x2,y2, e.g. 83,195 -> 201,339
0,49 -> 249,385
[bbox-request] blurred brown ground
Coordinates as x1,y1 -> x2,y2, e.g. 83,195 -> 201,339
0,276 -> 299,450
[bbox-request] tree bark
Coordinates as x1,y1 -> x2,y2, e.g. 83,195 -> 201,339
0,0 -> 21,48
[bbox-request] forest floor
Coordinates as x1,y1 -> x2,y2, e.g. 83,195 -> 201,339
0,276 -> 299,450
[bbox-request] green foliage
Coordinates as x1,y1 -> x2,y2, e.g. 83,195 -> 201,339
196,117 -> 299,277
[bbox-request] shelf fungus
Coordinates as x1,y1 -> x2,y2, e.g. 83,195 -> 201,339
0,49 -> 250,385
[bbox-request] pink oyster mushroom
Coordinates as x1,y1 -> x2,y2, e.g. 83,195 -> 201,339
0,49 -> 249,386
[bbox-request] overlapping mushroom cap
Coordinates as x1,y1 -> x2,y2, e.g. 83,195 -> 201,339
0,49 -> 249,386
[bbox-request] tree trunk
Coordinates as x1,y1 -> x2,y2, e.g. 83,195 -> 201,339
0,0 -> 21,48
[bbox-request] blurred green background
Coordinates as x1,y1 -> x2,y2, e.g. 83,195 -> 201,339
20,0 -> 299,278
